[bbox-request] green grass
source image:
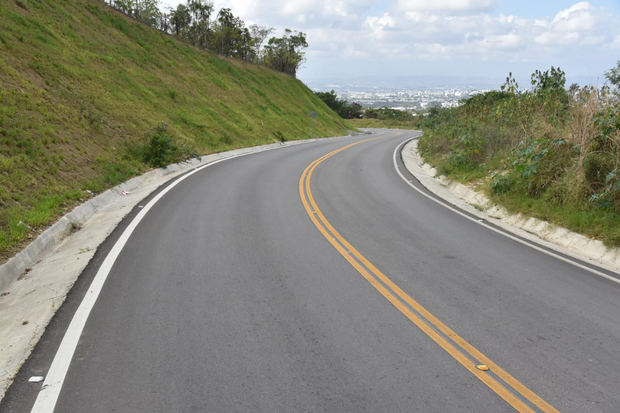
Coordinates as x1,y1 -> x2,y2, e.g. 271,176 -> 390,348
422,145 -> 620,247
491,191 -> 620,247
348,118 -> 419,130
0,0 -> 352,261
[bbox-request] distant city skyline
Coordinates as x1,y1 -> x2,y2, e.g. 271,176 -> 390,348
159,1 -> 620,89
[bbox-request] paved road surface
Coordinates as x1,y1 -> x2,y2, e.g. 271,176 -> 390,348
3,130 -> 619,412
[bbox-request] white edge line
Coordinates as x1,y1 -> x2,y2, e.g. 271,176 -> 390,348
29,138 -> 329,413
392,135 -> 620,286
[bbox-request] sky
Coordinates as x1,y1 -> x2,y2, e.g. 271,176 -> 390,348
159,0 -> 620,89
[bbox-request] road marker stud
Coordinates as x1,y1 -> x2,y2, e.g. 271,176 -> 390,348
477,364 -> 490,371
301,137 -> 560,413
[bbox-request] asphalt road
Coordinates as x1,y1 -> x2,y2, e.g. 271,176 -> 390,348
3,130 -> 619,412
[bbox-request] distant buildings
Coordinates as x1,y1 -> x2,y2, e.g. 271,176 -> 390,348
338,88 -> 488,111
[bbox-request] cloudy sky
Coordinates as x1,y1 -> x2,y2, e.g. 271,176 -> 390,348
160,0 -> 620,88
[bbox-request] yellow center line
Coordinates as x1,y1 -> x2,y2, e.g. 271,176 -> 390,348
299,138 -> 559,413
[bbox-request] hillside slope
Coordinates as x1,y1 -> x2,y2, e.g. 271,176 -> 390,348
0,0 -> 350,260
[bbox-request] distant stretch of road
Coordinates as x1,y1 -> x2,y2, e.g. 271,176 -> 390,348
3,129 -> 619,412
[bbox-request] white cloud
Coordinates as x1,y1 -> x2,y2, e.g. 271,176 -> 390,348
552,2 -> 595,32
534,2 -> 608,46
161,1 -> 620,79
394,0 -> 497,13
482,33 -> 522,50
351,1 -> 618,62
365,12 -> 397,40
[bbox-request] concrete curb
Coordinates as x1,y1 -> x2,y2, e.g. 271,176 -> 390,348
0,138 -> 319,292
401,138 -> 620,274
0,135 -> 347,401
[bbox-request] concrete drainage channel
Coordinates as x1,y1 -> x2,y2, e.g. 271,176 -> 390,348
0,135 -> 369,401
400,137 -> 620,277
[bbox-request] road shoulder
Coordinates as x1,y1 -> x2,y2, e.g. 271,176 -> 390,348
0,137 -> 331,401
401,138 -> 620,275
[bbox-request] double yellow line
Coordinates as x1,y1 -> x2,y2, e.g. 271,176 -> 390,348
299,139 -> 559,413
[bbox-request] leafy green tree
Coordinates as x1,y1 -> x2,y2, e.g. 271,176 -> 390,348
315,90 -> 363,119
157,11 -> 171,32
249,24 -> 274,63
108,0 -> 307,72
605,60 -> 620,89
315,90 -> 343,112
187,0 -> 213,48
214,8 -> 237,56
340,102 -> 363,119
262,29 -> 308,77
530,66 -> 568,122
531,66 -> 566,94
169,4 -> 191,36
112,0 -> 161,26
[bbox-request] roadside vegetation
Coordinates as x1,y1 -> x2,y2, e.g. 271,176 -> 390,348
348,107 -> 418,130
0,0 -> 350,261
417,64 -> 620,247
315,90 -> 418,129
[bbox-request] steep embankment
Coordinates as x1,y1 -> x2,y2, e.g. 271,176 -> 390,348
0,0 -> 349,260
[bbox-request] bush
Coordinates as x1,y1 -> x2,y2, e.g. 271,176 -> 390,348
365,107 -> 415,121
141,122 -> 197,167
314,90 -> 363,119
273,130 -> 286,142
583,152 -> 615,190
491,174 -> 513,195
511,138 -> 572,197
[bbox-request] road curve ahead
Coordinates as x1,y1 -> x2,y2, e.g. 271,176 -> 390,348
3,130 -> 619,412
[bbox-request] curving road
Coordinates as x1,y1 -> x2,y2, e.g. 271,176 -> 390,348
3,130 -> 619,412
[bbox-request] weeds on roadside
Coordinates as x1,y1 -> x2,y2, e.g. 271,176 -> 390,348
418,63 -> 620,246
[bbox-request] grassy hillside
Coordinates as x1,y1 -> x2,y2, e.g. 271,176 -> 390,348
0,0 -> 351,261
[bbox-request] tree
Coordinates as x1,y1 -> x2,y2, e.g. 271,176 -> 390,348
606,60 -> 620,98
136,0 -> 161,26
262,29 -> 308,77
187,0 -> 213,48
530,66 -> 568,119
500,72 -> 519,94
249,24 -> 273,63
315,90 -> 363,119
107,1 -> 309,71
215,8 -> 236,56
237,27 -> 254,60
531,66 -> 566,94
169,4 -> 191,37
157,11 -> 170,33
112,0 -> 161,26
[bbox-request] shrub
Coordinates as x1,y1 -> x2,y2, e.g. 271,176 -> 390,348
588,170 -> 620,211
491,174 -> 513,195
443,133 -> 484,173
273,130 -> 286,142
141,122 -> 197,167
510,138 -> 572,197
